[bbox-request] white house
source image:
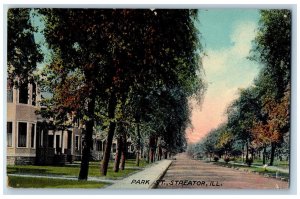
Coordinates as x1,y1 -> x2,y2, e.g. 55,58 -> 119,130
6,79 -> 84,165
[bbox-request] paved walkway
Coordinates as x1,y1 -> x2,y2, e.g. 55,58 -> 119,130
106,159 -> 172,189
156,153 -> 289,189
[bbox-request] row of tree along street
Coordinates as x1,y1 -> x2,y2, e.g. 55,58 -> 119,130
188,10 -> 291,167
8,9 -> 206,180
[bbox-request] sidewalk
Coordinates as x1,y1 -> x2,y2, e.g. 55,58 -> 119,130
106,159 -> 173,189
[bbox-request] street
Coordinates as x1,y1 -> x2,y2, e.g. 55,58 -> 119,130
156,153 -> 289,189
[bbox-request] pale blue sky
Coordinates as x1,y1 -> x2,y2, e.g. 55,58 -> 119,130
197,9 -> 260,49
187,9 -> 261,143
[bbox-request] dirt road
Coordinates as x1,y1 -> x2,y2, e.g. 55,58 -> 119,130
156,153 -> 289,189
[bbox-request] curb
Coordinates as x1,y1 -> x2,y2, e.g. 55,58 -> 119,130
149,160 -> 173,189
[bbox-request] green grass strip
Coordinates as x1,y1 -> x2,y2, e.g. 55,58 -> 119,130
7,176 -> 109,188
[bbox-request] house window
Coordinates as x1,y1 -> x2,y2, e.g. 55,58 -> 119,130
31,123 -> 35,148
48,135 -> 54,148
56,135 -> 60,152
67,131 -> 72,150
32,83 -> 36,106
56,134 -> 62,154
7,79 -> 13,103
19,83 -> 28,104
75,136 -> 79,150
18,122 -> 27,147
7,122 -> 13,147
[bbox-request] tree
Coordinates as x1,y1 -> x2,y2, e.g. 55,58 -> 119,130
251,83 -> 290,165
250,9 -> 291,165
251,10 -> 291,100
103,9 -> 205,170
199,128 -> 221,160
216,128 -> 234,157
38,9 -> 121,180
226,87 -> 262,162
39,9 -> 205,179
101,9 -> 205,175
7,8 -> 43,85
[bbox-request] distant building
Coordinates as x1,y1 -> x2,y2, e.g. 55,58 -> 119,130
90,133 -> 135,161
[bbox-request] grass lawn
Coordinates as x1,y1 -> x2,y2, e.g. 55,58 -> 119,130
83,159 -> 148,168
7,159 -> 149,180
7,176 -> 109,188
123,159 -> 148,167
234,158 -> 289,169
272,160 -> 289,169
212,161 -> 289,179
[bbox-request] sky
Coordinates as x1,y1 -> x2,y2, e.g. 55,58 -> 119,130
186,9 -> 261,144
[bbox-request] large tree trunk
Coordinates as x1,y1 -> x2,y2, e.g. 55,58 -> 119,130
242,144 -> 245,163
120,131 -> 127,170
154,137 -> 158,162
263,146 -> 266,165
246,140 -> 249,162
149,135 -> 155,163
78,96 -> 96,180
158,145 -> 162,161
101,92 -> 117,176
150,149 -> 154,163
136,123 -> 140,166
251,148 -> 254,160
146,147 -> 150,163
164,150 -> 168,159
269,142 -> 276,166
113,136 -> 122,172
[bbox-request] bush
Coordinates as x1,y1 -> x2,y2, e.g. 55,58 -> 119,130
246,158 -> 253,166
229,157 -> 236,161
213,156 -> 219,162
224,156 -> 230,163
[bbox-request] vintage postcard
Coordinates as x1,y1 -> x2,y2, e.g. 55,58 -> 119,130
5,6 -> 292,191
